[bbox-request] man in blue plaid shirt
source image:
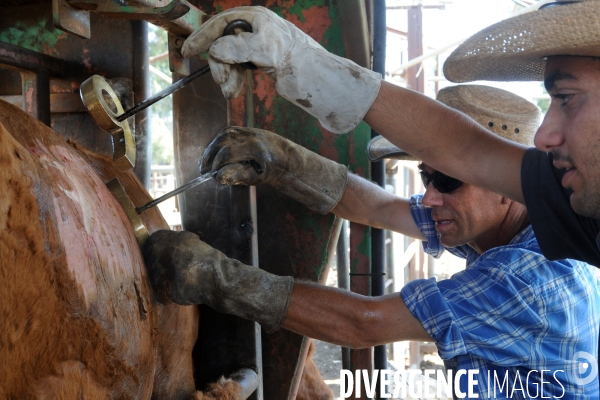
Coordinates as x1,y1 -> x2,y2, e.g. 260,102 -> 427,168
402,191 -> 599,398
144,85 -> 600,399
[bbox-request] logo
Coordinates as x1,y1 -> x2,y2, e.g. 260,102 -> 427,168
570,351 -> 598,386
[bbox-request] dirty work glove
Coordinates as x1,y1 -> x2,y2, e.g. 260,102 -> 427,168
201,126 -> 348,215
182,6 -> 382,134
143,230 -> 294,333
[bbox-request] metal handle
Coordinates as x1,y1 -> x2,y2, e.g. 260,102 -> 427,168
114,19 -> 256,123
222,19 -> 257,70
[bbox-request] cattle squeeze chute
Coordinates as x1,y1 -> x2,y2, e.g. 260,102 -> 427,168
0,1 -> 377,399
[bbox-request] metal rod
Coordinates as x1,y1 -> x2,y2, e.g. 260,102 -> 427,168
116,19 -> 253,123
116,64 -> 210,122
229,368 -> 260,400
372,1 -> 388,399
135,171 -> 216,214
132,20 -> 151,188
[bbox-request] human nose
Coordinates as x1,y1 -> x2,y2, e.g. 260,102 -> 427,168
422,185 -> 444,207
534,110 -> 565,151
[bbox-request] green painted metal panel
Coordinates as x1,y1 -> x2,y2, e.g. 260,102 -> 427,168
206,1 -> 373,399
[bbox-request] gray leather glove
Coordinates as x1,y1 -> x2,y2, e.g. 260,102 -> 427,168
182,6 -> 381,134
143,230 -> 294,333
201,126 -> 348,215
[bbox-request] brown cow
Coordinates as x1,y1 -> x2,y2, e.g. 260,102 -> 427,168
0,98 -> 334,400
0,99 -> 241,399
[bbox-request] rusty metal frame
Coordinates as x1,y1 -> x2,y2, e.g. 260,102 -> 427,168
0,41 -> 67,125
56,0 -> 205,38
3,2 -> 376,399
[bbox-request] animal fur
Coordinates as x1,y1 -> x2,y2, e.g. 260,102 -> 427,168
0,100 -> 234,399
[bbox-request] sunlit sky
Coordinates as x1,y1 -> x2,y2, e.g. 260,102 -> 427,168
386,0 -> 547,104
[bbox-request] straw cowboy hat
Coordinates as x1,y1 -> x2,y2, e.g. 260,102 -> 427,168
366,85 -> 541,162
443,0 -> 600,82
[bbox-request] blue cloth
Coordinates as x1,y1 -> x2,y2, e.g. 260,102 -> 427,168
401,194 -> 600,399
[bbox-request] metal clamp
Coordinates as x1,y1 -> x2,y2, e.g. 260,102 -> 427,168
106,178 -> 149,246
80,75 -> 136,170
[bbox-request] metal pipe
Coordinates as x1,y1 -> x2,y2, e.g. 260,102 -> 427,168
372,1 -> 388,399
337,219 -> 350,291
229,368 -> 260,400
132,20 -> 151,188
337,219 -> 352,370
337,0 -> 370,68
0,42 -> 65,77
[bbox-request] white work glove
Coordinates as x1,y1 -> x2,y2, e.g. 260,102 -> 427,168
182,6 -> 382,134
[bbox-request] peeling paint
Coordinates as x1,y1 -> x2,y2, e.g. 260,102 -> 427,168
213,0 -> 252,13
283,5 -> 330,44
0,18 -> 66,56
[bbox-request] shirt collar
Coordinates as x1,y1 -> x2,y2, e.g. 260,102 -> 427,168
508,224 -> 535,246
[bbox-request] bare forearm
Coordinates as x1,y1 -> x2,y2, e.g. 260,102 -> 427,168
332,174 -> 425,240
364,81 -> 526,203
281,282 -> 433,348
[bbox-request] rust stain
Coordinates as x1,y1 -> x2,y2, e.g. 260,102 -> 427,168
317,125 -> 338,161
282,6 -> 331,44
229,93 -> 246,127
253,74 -> 276,127
212,0 -> 252,13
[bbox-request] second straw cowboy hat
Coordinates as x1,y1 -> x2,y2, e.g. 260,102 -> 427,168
366,85 -> 541,162
443,0 -> 600,82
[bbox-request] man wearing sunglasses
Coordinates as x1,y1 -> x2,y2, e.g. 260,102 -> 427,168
178,2 -> 600,269
143,85 -> 600,398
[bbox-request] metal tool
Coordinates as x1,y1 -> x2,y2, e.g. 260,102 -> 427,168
106,171 -> 217,246
135,170 -> 216,214
106,177 -> 149,246
116,19 -> 256,122
80,19 -> 255,170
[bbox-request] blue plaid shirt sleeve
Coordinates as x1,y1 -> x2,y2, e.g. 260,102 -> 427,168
400,265 -> 540,362
401,230 -> 600,369
409,194 -> 470,259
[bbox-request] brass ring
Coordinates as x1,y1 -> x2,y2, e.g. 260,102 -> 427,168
80,75 -> 136,170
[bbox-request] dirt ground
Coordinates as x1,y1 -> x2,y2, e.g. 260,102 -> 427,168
312,339 -> 344,398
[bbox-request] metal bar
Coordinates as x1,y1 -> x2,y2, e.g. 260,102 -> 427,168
407,5 -> 424,93
135,171 -> 216,214
337,219 -> 350,291
337,0 -> 370,68
117,64 -> 210,123
21,71 -> 51,126
0,42 -> 65,77
372,1 -> 388,398
68,0 -> 205,37
229,368 -> 260,400
337,219 -> 351,370
132,19 -> 151,188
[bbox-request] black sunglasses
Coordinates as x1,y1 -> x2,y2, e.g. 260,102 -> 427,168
419,170 -> 463,194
